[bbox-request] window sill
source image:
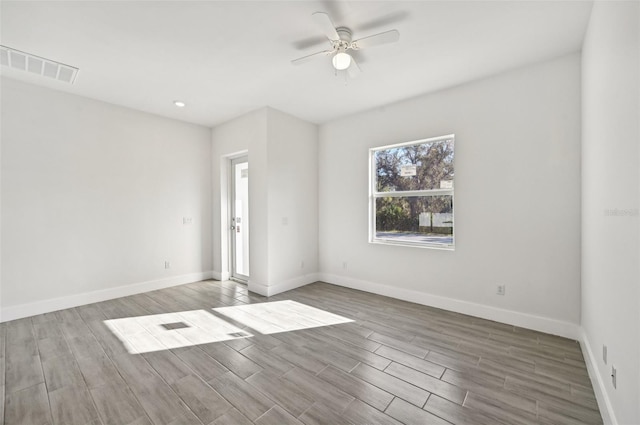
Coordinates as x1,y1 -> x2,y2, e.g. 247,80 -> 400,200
370,239 -> 455,251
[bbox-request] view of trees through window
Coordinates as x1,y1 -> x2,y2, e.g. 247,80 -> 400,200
372,136 -> 454,247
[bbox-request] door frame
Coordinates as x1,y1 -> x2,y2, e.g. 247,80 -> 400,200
229,155 -> 249,283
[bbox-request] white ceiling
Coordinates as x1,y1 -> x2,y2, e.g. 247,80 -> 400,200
1,1 -> 593,127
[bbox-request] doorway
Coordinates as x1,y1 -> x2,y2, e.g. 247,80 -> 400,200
230,156 -> 249,283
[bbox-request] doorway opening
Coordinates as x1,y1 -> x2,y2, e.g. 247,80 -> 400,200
230,156 -> 249,283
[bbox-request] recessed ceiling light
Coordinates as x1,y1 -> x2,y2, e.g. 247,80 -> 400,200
173,100 -> 186,108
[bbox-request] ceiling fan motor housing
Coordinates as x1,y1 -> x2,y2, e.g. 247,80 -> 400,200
335,27 -> 353,51
336,27 -> 353,42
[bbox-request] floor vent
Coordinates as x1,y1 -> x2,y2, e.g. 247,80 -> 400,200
160,322 -> 190,330
1,45 -> 79,84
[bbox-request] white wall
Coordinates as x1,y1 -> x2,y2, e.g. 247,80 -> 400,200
266,108 -> 319,288
211,107 -> 318,296
1,78 -> 212,320
581,2 -> 640,424
211,108 -> 269,285
319,54 -> 582,336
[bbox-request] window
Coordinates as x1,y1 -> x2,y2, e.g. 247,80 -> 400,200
370,135 -> 455,249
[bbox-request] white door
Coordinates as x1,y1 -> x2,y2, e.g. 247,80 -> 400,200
230,157 -> 249,282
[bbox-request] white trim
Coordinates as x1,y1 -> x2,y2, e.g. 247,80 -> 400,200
371,133 -> 455,151
369,135 -> 456,250
0,271 -> 214,323
318,273 -> 580,340
268,273 -> 320,296
211,270 -> 230,281
370,239 -> 455,251
580,329 -> 617,425
373,189 -> 454,198
248,280 -> 269,297
248,273 -> 320,297
229,155 -> 249,283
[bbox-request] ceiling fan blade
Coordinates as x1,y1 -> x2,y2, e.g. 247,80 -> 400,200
347,56 -> 362,78
356,11 -> 409,33
291,49 -> 334,66
312,12 -> 340,41
351,29 -> 400,50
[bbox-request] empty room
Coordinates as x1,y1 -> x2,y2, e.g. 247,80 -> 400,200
1,1 -> 638,424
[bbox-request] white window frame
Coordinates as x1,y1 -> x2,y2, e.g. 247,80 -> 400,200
369,134 -> 455,250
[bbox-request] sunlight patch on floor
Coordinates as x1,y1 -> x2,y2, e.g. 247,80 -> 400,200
104,300 -> 353,354
104,309 -> 252,354
213,300 -> 354,334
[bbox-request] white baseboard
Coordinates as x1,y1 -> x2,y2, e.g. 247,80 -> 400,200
211,270 -> 230,281
268,272 -> 320,296
580,329 -> 617,425
248,280 -> 269,296
249,273 -> 319,297
318,273 -> 580,340
0,271 -> 214,323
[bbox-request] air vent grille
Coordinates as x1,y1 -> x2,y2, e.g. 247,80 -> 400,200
0,45 -> 79,84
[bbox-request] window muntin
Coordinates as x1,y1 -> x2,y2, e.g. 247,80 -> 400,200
370,135 -> 454,249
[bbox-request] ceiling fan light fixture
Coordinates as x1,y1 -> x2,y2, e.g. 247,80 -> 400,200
291,12 -> 400,76
332,52 -> 351,70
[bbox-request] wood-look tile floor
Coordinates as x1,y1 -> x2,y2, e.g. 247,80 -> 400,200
0,280 -> 603,425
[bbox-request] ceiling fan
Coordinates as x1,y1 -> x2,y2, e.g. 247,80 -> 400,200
291,12 -> 400,77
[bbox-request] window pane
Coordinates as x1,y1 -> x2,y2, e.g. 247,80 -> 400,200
375,196 -> 453,245
375,139 -> 454,192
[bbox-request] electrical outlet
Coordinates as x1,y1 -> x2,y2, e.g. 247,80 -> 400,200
164,261 -> 171,269
342,261 -> 348,270
603,345 -> 608,364
183,217 -> 193,225
611,365 -> 617,389
496,285 -> 506,295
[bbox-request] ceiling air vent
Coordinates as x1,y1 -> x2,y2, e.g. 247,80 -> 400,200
0,45 -> 79,84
